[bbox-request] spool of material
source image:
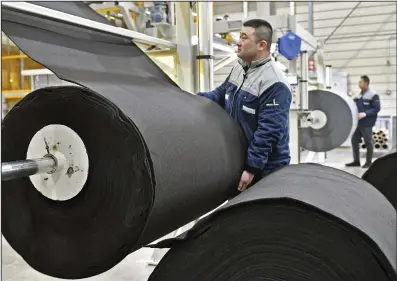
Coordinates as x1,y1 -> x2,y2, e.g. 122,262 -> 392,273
149,164 -> 397,281
362,151 -> 397,209
1,3 -> 246,279
300,90 -> 358,152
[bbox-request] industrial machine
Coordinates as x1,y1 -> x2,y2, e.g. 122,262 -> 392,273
0,2 -> 364,276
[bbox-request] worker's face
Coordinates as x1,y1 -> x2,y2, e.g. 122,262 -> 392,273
359,79 -> 368,90
237,26 -> 267,62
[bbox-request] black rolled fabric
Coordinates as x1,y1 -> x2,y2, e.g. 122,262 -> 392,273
362,151 -> 397,209
299,89 -> 358,152
1,3 -> 246,279
149,164 -> 397,281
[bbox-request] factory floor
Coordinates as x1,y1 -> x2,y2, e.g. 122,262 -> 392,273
2,147 -> 390,281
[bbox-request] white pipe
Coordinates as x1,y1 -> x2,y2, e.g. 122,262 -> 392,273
300,51 -> 309,110
290,1 -> 296,15
169,2 -> 175,25
325,65 -> 332,89
197,2 -> 214,92
243,2 -> 248,19
214,54 -> 238,72
288,1 -> 297,74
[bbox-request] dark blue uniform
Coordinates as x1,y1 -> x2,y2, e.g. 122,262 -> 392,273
198,56 -> 292,179
351,89 -> 381,164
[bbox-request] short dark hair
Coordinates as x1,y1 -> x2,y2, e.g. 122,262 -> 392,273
243,19 -> 273,51
361,75 -> 370,85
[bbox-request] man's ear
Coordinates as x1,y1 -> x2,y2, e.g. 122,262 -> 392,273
258,40 -> 268,51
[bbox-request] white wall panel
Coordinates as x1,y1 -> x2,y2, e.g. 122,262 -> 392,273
324,49 -> 393,60
213,1 -> 396,116
330,57 -> 396,68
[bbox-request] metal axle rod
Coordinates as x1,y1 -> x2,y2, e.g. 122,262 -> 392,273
2,156 -> 57,181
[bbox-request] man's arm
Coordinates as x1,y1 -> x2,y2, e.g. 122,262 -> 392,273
197,68 -> 234,105
365,94 -> 381,116
196,83 -> 226,105
245,83 -> 292,174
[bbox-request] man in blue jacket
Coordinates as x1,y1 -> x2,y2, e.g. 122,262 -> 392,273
346,75 -> 381,168
197,19 -> 292,192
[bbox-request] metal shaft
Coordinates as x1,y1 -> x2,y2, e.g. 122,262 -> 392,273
2,157 -> 56,181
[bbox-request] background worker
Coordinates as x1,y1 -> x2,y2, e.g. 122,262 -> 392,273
346,75 -> 381,168
197,19 -> 292,192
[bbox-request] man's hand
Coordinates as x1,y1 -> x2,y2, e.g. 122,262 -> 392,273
358,112 -> 367,120
238,171 -> 255,192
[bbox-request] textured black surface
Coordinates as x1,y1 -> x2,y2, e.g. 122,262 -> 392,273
1,3 -> 246,279
362,151 -> 397,209
300,89 -> 358,152
149,164 -> 397,281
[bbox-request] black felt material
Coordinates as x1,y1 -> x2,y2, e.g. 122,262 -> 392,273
300,89 -> 357,152
1,3 -> 246,279
149,164 -> 397,281
362,151 -> 397,209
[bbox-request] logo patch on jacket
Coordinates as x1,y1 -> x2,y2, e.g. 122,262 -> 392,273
266,99 -> 279,107
242,105 -> 256,114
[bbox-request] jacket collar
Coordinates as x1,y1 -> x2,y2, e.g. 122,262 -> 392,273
238,55 -> 272,69
360,88 -> 370,95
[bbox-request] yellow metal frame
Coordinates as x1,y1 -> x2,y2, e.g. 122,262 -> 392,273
95,7 -> 120,14
2,54 -> 28,60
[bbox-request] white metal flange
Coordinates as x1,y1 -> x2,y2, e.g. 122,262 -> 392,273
309,110 -> 328,130
26,124 -> 89,201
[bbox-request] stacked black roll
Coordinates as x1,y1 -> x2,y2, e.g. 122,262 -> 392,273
149,164 -> 397,281
362,151 -> 397,209
1,2 -> 246,279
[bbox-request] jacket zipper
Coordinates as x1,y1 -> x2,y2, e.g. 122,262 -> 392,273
229,60 -> 268,118
230,72 -> 247,118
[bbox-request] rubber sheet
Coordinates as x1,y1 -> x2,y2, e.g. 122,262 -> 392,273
300,89 -> 358,152
362,151 -> 397,209
1,2 -> 246,279
149,164 -> 397,281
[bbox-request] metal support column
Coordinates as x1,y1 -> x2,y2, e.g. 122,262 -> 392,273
289,111 -> 300,164
325,65 -> 332,89
308,2 -> 314,35
288,1 -> 300,164
197,2 -> 214,92
243,2 -> 248,19
288,2 -> 297,74
175,2 -> 195,92
290,1 -> 296,16
169,2 -> 175,26
300,50 -> 309,110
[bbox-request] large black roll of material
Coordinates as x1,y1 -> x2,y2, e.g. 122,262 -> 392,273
1,3 -> 246,279
300,89 -> 358,152
362,151 -> 397,209
149,164 -> 397,281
